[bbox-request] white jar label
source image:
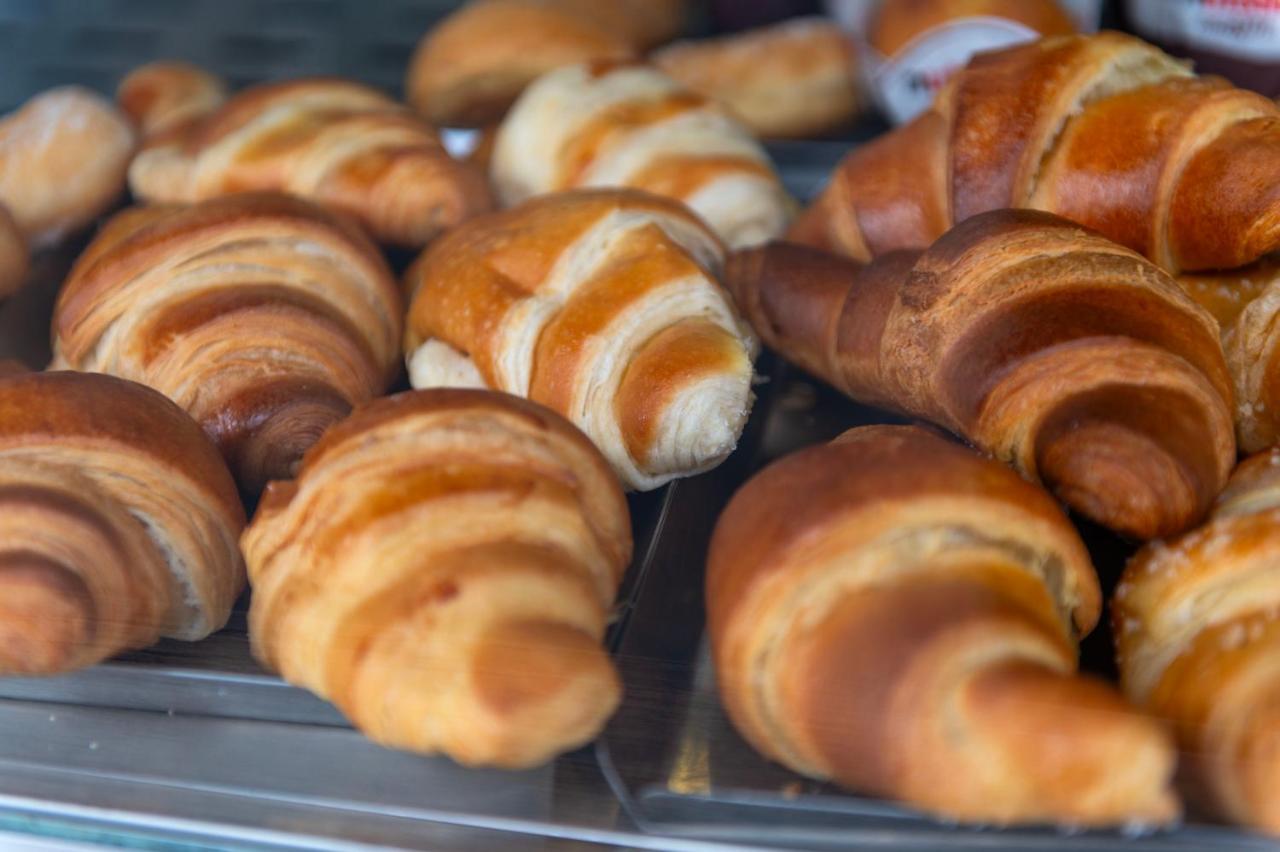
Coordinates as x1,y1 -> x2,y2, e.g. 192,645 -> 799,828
869,18 -> 1040,124
1128,0 -> 1280,61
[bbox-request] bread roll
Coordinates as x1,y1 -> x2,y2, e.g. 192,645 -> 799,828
0,87 -> 135,247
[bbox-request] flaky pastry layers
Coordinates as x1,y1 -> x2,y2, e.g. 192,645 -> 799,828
0,371 -> 244,674
1179,257 -> 1280,453
727,210 -> 1235,539
404,189 -> 756,491
52,192 -> 403,493
791,32 -> 1280,274
708,424 -> 1177,826
492,62 -> 793,248
1118,450 -> 1280,833
243,388 -> 632,768
125,73 -> 491,247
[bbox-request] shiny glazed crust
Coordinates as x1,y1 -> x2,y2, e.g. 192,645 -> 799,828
126,74 -> 492,247
242,388 -> 631,768
708,424 -> 1177,826
727,210 -> 1235,539
791,32 -> 1280,275
0,371 -> 244,673
1118,451 -> 1280,832
52,192 -> 403,493
403,188 -> 756,491
652,18 -> 862,139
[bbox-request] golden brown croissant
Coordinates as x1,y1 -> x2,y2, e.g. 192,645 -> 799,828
791,32 -> 1280,274
708,424 -> 1178,826
0,87 -> 135,247
126,75 -> 492,247
0,205 -> 27,299
405,0 -> 636,129
491,61 -> 794,248
726,210 -> 1234,539
1116,449 -> 1280,833
0,371 -> 244,674
404,188 -> 757,492
242,388 -> 631,768
1179,257 -> 1280,454
116,60 -> 228,139
651,18 -> 863,140
52,192 -> 403,494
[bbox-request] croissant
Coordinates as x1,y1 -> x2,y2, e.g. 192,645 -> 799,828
125,74 -> 492,247
491,62 -> 794,249
405,0 -> 636,128
651,17 -> 863,140
0,206 -> 27,298
708,424 -> 1178,826
1179,257 -> 1280,454
0,371 -> 244,674
404,188 -> 756,491
0,87 -> 135,248
1116,449 -> 1280,832
791,32 -> 1280,274
117,61 -> 228,138
726,210 -> 1234,539
52,192 -> 403,494
242,388 -> 631,768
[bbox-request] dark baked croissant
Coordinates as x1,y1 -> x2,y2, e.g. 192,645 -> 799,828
727,210 -> 1235,539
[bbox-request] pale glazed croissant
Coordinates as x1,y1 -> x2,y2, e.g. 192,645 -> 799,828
243,388 -> 632,768
404,188 -> 757,492
52,192 -> 403,494
125,73 -> 492,247
1116,449 -> 1280,833
791,32 -> 1280,274
0,205 -> 27,298
0,371 -> 244,674
1179,257 -> 1280,454
0,87 -> 135,248
726,210 -> 1235,539
117,61 -> 228,139
708,424 -> 1178,826
491,62 -> 794,248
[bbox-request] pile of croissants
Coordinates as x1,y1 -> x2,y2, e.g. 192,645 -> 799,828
1,2 -> 1279,837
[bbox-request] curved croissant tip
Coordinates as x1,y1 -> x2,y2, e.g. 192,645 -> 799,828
0,557 -> 93,675
1037,421 -> 1216,540
232,392 -> 352,494
967,663 -> 1180,827
469,620 -> 620,766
